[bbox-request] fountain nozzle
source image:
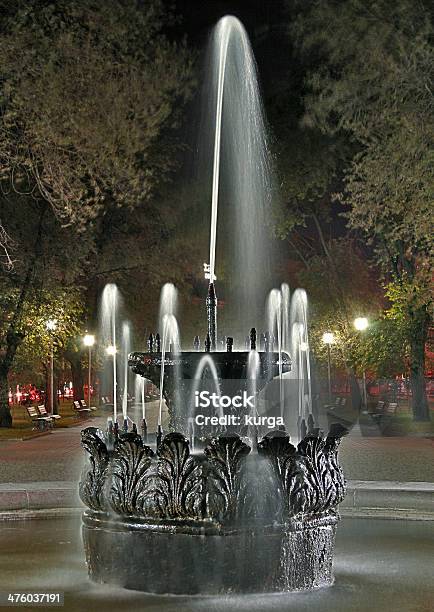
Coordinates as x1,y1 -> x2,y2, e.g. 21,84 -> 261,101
206,282 -> 217,350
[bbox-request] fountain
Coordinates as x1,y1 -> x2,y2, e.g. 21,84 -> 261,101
79,15 -> 348,596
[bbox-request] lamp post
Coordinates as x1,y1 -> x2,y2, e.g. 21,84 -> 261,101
83,334 -> 95,404
46,319 -> 57,415
322,332 -> 335,402
106,345 -> 117,422
354,317 -> 369,412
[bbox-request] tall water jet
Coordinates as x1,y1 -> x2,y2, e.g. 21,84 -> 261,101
158,314 -> 180,429
290,289 -> 312,421
247,349 -> 260,443
134,375 -> 146,421
100,283 -> 120,422
281,283 -> 290,353
267,288 -> 283,417
121,321 -> 131,422
190,356 -> 222,416
189,355 -> 222,444
158,283 -> 178,334
207,16 -> 274,336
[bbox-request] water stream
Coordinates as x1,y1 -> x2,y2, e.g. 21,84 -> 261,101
158,314 -> 180,427
207,16 -> 274,335
121,321 -> 131,422
100,283 -> 120,422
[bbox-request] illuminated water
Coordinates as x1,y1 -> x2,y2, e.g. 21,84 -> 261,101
158,314 -> 180,427
207,16 -> 274,336
100,283 -> 120,421
121,321 -> 131,421
158,283 -> 178,335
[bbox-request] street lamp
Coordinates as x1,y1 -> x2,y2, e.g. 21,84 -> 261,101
354,317 -> 369,412
354,317 -> 369,332
46,319 -> 57,415
83,334 -> 95,404
322,332 -> 335,402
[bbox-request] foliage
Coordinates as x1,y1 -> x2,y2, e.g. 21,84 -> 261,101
0,1 -> 197,423
13,288 -> 84,366
0,0 -> 195,228
298,237 -> 390,372
291,0 -> 433,280
290,0 -> 433,418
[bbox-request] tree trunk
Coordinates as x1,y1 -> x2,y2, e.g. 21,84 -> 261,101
348,368 -> 362,414
0,204 -> 47,427
0,365 -> 12,427
409,309 -> 430,421
0,330 -> 24,428
68,353 -> 84,401
45,365 -> 59,414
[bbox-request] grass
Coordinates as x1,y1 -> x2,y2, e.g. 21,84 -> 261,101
383,412 -> 434,436
324,396 -> 434,437
0,401 -> 104,440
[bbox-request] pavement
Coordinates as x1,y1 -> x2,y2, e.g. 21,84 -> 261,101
0,516 -> 433,611
0,409 -> 433,518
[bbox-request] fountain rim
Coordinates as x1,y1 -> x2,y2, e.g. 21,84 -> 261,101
82,509 -> 340,536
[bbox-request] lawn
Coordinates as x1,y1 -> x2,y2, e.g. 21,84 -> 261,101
327,397 -> 434,437
0,401 -> 103,440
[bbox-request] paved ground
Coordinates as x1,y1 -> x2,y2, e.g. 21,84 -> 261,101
339,433 -> 434,482
0,516 -> 432,611
0,412 -> 433,484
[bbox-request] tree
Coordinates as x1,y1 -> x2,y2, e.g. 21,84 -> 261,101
291,0 -> 433,419
297,238 -> 385,370
13,289 -> 84,410
0,0 -> 196,425
0,192 -> 85,425
0,0 -> 195,228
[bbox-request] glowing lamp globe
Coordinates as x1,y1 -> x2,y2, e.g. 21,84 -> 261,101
322,332 -> 335,345
83,334 -> 95,347
354,317 -> 368,331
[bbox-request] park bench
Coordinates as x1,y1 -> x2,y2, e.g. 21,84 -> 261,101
100,396 -> 114,409
325,396 -> 353,430
370,401 -> 398,432
73,400 -> 91,418
324,397 -> 341,410
26,406 -> 52,431
38,404 -> 62,425
370,400 -> 385,415
325,396 -> 348,410
79,399 -> 97,411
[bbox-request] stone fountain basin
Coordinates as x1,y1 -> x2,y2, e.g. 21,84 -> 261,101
79,426 -> 348,595
82,511 -> 338,594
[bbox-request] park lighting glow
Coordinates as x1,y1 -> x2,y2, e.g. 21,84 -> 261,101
83,334 -> 95,347
46,319 -> 57,331
106,345 -> 117,356
354,317 -> 369,331
322,332 -> 335,345
300,341 -> 309,352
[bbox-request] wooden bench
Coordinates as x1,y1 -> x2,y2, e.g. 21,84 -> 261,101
79,399 -> 97,411
38,404 -> 62,425
26,406 -> 52,430
371,401 -> 398,431
73,400 -> 91,418
370,400 -> 384,414
324,397 -> 341,410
